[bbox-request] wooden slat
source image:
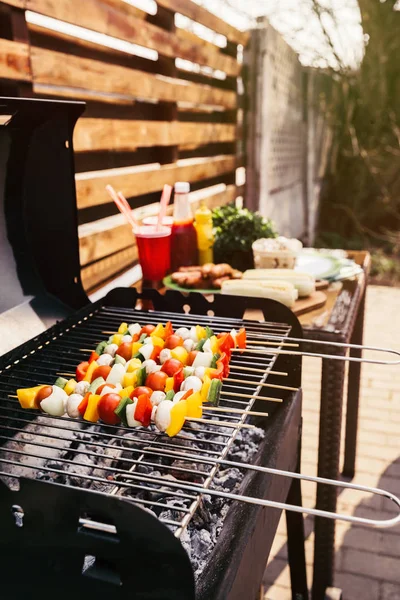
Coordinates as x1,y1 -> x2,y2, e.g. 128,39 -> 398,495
30,47 -> 236,108
75,155 -> 237,209
0,0 -> 26,7
79,184 -> 237,266
98,0 -> 146,20
73,119 -> 236,152
0,38 -> 31,81
26,0 -> 239,76
156,0 -> 249,46
81,245 -> 138,290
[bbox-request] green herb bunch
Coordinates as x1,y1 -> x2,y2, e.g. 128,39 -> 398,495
212,204 -> 277,258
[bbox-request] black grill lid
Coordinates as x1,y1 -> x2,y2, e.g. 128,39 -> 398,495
0,96 -> 89,336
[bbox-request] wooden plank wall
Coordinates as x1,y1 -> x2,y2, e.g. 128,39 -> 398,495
0,0 -> 248,290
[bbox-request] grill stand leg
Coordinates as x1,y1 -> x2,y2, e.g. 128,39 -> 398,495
286,434 -> 309,600
312,349 -> 346,600
342,289 -> 366,479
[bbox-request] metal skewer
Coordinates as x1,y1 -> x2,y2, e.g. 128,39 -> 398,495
224,378 -> 297,392
232,345 -> 400,365
203,406 -> 267,417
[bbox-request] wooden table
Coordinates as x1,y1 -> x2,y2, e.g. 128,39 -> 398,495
298,251 -> 371,599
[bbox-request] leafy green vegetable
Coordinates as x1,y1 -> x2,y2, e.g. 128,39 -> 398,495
212,204 -> 277,261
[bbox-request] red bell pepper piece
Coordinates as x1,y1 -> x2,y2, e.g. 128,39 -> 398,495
219,352 -> 230,377
78,392 -> 90,417
134,394 -> 153,427
173,368 -> 185,393
164,321 -> 174,338
236,328 -> 246,349
88,351 -> 99,364
217,333 -> 235,356
76,361 -> 89,382
131,333 -> 140,343
150,345 -> 162,362
208,361 -> 224,380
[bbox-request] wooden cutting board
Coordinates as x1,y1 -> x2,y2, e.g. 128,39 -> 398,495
292,291 -> 327,316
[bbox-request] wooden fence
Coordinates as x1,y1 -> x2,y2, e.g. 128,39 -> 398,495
0,0 -> 247,291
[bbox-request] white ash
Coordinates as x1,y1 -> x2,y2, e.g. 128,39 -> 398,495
179,427 -> 265,580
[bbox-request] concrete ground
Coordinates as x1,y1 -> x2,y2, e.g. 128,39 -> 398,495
263,285 -> 400,599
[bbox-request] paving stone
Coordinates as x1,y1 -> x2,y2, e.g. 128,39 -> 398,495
380,582 -> 400,600
341,547 -> 400,583
263,286 -> 400,597
334,572 -> 380,600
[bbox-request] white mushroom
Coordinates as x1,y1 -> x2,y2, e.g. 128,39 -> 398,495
175,327 -> 190,340
183,339 -> 195,353
180,376 -> 202,393
154,400 -> 174,432
104,343 -> 119,357
159,348 -> 172,364
142,359 -> 159,374
150,391 -> 166,407
97,354 -> 113,367
122,335 -> 133,343
66,394 -> 83,418
75,380 -> 90,396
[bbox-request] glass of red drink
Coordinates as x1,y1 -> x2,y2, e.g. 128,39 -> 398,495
135,225 -> 171,281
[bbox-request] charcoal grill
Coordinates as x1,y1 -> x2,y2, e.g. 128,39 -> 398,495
1,97 -> 400,600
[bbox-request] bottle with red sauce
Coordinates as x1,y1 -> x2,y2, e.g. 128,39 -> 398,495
170,182 -> 198,271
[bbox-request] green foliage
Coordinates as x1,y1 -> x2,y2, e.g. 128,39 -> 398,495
370,250 -> 400,284
212,204 -> 277,255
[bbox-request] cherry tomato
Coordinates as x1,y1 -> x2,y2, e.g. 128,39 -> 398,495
161,358 -> 183,377
130,386 -> 153,399
116,342 -> 133,361
92,365 -> 112,381
141,324 -> 156,336
97,393 -> 122,425
97,383 -> 116,395
35,386 -> 52,408
145,371 -> 168,391
76,361 -> 89,382
165,335 -> 184,350
186,351 -> 199,366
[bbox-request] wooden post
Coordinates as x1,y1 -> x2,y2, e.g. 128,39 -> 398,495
0,3 -> 32,97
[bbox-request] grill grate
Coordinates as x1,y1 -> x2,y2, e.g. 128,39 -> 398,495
0,305 -> 292,537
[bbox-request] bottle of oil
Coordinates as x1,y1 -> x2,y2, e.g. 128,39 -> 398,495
194,202 -> 214,265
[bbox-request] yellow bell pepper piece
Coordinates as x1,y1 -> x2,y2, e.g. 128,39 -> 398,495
209,336 -> 219,354
118,322 -> 128,334
17,385 -> 46,409
126,358 -> 142,372
165,377 -> 174,392
84,394 -> 101,422
123,372 -> 137,388
112,334 -> 123,346
83,361 -> 99,383
170,346 -> 189,365
201,375 -> 211,403
186,392 -> 202,418
166,400 -> 188,437
131,342 -> 143,357
151,323 -> 165,339
64,379 -> 77,396
119,386 -> 134,398
196,325 -> 207,340
151,336 -> 165,348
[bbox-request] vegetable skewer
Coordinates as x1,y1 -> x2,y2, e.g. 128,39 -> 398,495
13,320 -> 288,437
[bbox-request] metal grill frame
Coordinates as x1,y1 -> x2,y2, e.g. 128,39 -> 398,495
0,291 -> 299,539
